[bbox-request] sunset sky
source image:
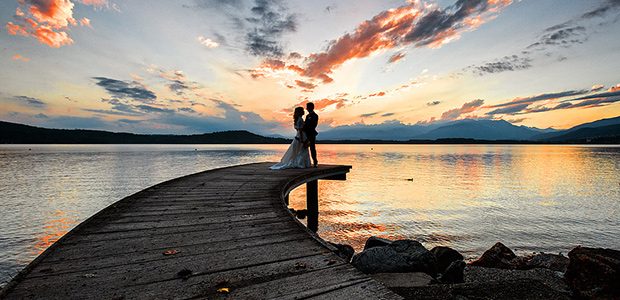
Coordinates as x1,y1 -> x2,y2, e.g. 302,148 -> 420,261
2,0 -> 620,136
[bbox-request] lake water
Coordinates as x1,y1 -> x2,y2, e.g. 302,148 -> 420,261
1,144 -> 619,286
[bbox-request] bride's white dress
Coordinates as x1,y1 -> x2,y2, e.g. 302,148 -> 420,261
270,117 -> 311,169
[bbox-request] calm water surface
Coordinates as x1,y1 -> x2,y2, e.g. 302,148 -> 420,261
1,144 -> 619,286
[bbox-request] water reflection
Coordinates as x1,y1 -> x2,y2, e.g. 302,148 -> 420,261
1,144 -> 619,286
287,144 -> 620,257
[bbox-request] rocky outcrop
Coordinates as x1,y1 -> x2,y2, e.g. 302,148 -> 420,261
469,242 -> 518,269
469,242 -> 569,272
564,246 -> 620,299
431,246 -> 464,274
363,236 -> 393,250
351,239 -> 438,276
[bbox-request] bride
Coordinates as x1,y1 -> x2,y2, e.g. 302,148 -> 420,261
270,107 -> 312,169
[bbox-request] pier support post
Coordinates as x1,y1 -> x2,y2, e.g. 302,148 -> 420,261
307,180 -> 318,232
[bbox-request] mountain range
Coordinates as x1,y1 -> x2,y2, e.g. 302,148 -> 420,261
320,116 -> 620,143
1,115 -> 619,144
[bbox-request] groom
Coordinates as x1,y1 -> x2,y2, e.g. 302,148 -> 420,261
304,102 -> 318,167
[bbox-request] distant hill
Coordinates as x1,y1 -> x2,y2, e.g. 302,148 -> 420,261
0,121 -> 290,144
3,116 -> 619,144
531,115 -> 620,141
537,123 -> 620,143
321,119 -> 546,141
413,119 -> 539,141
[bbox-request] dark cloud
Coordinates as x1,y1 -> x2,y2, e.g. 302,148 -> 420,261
361,112 -> 378,118
135,105 -> 176,114
83,98 -> 144,116
388,52 -> 406,63
404,0 -> 498,46
487,89 -> 620,116
119,119 -> 142,124
245,0 -> 297,57
15,95 -> 46,107
381,113 -> 395,117
177,107 -> 198,114
469,55 -> 532,76
427,101 -> 442,106
581,0 -> 620,19
93,77 -> 157,103
486,103 -> 530,115
168,80 -> 190,94
36,113 -> 49,119
490,90 -> 590,109
568,90 -> 620,102
528,26 -> 586,49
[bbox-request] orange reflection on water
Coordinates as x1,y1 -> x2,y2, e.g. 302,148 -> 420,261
29,211 -> 80,256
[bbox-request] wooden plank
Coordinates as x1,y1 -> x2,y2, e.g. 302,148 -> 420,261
1,163 -> 401,299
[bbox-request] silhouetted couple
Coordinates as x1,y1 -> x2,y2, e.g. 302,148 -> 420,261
270,102 -> 318,169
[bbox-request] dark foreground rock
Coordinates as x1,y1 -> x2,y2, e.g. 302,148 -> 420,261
520,252 -> 570,272
364,236 -> 393,250
564,246 -> 620,299
391,278 -> 571,300
470,242 -> 569,272
431,246 -> 464,274
352,239 -> 438,276
469,242 -> 519,269
388,265 -> 571,300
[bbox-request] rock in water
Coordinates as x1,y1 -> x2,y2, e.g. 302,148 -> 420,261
431,246 -> 464,274
564,246 -> 620,299
351,240 -> 437,276
470,242 -> 518,269
363,236 -> 393,250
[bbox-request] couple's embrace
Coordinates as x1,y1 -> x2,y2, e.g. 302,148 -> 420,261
270,102 -> 318,169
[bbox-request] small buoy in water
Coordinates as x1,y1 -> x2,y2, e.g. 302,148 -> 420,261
195,149 -> 197,151
29,148 -> 32,151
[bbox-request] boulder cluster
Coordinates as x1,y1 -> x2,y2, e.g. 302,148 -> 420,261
331,237 -> 620,300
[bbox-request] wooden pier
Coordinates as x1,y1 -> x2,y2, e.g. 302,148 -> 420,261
1,162 -> 401,299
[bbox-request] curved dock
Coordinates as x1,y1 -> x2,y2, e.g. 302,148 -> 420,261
1,162 -> 401,299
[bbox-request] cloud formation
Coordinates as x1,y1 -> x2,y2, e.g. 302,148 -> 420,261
198,36 -> 220,48
245,0 -> 297,57
13,55 -> 29,61
468,55 -> 532,76
15,95 -> 47,107
93,77 -> 157,103
485,85 -> 620,116
5,0 -> 100,47
251,0 -> 513,86
440,99 -> 484,121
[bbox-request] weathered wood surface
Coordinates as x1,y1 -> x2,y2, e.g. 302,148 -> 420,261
1,162 -> 401,300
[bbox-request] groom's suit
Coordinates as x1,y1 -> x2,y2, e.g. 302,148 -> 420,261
304,111 -> 318,165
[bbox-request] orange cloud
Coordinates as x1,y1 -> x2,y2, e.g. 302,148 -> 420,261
6,0 -> 103,47
440,99 -> 485,120
13,55 -> 29,61
250,0 -> 513,88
